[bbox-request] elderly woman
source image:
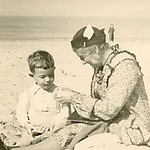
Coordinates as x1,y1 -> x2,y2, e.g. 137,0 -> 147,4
56,25 -> 150,148
4,25 -> 150,150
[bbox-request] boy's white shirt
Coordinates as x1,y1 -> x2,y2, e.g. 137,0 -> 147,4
16,82 -> 69,129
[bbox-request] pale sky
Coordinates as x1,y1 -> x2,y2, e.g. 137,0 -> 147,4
0,0 -> 150,17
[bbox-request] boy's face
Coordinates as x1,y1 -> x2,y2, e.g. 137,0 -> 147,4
33,67 -> 55,91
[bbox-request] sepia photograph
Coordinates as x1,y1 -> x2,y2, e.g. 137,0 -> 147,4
0,0 -> 150,149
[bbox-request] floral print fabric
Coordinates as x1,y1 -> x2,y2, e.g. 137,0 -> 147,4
70,50 -> 150,145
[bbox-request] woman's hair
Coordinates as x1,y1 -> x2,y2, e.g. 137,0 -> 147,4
27,50 -> 55,73
73,44 -> 98,58
71,26 -> 106,49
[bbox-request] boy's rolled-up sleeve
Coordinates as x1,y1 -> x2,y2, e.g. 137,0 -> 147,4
16,91 -> 30,127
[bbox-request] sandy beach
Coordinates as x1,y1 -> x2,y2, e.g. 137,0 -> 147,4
0,0 -> 150,148
0,38 -> 150,148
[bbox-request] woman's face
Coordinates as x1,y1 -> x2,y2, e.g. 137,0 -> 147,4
84,53 -> 103,68
75,46 -> 103,68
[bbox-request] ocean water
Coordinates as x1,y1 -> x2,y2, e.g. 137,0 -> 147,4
0,16 -> 150,41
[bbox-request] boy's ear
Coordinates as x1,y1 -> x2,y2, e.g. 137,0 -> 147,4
29,74 -> 34,77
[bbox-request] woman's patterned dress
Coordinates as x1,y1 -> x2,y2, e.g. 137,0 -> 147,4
53,49 -> 150,147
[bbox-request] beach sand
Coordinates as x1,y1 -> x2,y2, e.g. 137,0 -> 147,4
0,38 -> 150,149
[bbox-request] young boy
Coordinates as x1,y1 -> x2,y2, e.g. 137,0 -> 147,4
16,50 -> 70,146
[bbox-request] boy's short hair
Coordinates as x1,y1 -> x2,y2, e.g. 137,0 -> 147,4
27,50 -> 55,73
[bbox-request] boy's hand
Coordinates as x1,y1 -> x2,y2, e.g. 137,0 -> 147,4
30,125 -> 51,137
53,117 -> 67,131
38,125 -> 51,133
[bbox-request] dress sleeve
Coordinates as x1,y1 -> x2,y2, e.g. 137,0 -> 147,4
16,91 -> 30,127
71,59 -> 141,120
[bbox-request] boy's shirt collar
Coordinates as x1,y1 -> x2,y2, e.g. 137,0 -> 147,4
29,82 -> 42,96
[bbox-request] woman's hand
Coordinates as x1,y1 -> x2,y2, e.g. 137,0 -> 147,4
55,97 -> 71,105
54,88 -> 74,104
